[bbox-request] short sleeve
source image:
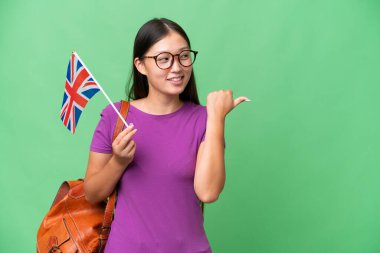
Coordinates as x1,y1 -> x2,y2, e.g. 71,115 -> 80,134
90,106 -> 113,153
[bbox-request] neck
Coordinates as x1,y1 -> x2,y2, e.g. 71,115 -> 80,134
142,93 -> 184,115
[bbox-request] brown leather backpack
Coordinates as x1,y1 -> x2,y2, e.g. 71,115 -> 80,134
37,101 -> 130,253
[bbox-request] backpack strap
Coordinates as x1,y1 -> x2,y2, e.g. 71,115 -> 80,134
101,100 -> 130,237
113,101 -> 130,140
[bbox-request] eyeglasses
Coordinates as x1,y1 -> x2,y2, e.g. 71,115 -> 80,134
140,50 -> 198,70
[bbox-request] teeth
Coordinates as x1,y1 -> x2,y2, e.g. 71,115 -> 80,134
168,76 -> 182,81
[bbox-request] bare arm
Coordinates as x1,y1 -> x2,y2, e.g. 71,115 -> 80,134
84,125 -> 137,204
194,117 -> 226,203
194,90 -> 249,203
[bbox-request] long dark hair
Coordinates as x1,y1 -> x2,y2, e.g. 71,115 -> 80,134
126,18 -> 200,105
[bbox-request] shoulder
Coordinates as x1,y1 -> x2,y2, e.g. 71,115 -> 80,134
97,101 -> 124,132
184,102 -> 207,116
182,102 -> 207,125
101,101 -> 122,117
90,101 -> 124,153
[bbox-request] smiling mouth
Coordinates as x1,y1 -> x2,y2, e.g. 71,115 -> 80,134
167,76 -> 184,81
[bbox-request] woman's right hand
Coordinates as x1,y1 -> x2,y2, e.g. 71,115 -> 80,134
112,124 -> 137,167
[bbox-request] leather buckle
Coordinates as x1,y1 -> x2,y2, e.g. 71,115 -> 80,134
99,226 -> 111,239
49,246 -> 62,253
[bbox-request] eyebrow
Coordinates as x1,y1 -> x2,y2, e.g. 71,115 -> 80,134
153,46 -> 190,55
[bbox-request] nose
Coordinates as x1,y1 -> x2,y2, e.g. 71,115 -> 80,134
170,55 -> 182,71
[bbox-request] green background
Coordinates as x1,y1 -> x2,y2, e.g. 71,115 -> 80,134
1,0 -> 379,252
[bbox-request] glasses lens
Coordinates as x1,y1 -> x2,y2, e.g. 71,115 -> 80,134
179,50 -> 196,67
156,52 -> 173,69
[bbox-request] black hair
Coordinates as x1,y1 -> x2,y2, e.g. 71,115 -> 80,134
126,18 -> 200,104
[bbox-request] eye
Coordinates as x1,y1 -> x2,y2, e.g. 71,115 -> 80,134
157,53 -> 171,63
180,52 -> 190,59
157,57 -> 170,63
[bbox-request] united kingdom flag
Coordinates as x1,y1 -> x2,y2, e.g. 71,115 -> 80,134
60,52 -> 100,133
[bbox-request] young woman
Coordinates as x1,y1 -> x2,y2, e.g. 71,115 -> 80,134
84,18 -> 249,253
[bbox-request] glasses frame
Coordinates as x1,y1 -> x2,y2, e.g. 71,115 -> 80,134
141,49 -> 198,70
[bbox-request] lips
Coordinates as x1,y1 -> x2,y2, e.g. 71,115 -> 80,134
167,75 -> 185,86
167,76 -> 184,81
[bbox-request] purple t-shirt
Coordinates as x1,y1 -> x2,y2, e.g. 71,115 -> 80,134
90,101 -> 212,253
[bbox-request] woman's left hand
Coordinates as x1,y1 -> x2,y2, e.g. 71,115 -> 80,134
206,90 -> 250,120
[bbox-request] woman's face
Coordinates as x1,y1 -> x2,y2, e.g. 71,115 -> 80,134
135,31 -> 193,99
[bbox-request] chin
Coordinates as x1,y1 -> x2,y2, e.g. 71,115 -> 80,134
166,83 -> 187,94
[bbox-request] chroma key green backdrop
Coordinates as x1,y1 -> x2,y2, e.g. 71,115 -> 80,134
1,0 -> 380,252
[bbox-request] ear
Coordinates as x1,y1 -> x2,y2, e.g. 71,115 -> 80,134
134,57 -> 147,76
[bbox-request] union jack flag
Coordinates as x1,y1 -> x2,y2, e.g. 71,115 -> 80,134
60,52 -> 100,133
